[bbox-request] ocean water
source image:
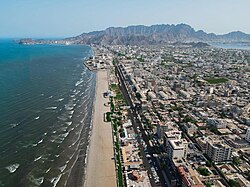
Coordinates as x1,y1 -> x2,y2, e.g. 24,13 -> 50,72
210,42 -> 250,50
0,40 -> 96,187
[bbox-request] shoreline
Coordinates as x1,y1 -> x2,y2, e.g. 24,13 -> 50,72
84,70 -> 116,187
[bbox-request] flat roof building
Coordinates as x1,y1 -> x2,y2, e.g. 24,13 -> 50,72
168,139 -> 188,160
206,137 -> 232,162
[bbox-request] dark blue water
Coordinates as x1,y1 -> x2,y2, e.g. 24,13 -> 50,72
0,40 -> 96,187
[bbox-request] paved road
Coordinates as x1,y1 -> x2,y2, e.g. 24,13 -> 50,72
115,64 -> 158,187
115,63 -> 172,187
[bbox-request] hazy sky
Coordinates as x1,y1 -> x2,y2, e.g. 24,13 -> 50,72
1,0 -> 250,38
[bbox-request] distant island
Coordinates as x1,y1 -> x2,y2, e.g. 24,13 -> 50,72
18,23 -> 250,46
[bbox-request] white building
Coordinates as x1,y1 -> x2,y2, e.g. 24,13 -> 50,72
164,130 -> 182,147
164,130 -> 188,159
168,139 -> 188,159
206,138 -> 232,162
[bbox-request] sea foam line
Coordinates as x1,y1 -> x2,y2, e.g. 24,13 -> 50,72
5,164 -> 20,173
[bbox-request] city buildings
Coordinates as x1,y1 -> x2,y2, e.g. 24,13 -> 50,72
88,43 -> 250,186
168,139 -> 188,160
156,121 -> 168,139
206,137 -> 233,162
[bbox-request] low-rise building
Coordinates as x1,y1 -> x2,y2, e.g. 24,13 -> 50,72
184,122 -> 198,136
177,166 -> 204,187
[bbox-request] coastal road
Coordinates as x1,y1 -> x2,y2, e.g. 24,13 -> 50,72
115,64 -> 157,187
115,63 -> 171,187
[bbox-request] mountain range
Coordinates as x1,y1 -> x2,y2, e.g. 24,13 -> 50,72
19,23 -> 250,45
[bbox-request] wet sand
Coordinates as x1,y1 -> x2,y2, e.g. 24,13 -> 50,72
84,70 -> 116,187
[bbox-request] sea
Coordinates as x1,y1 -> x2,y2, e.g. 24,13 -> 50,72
0,39 -> 96,187
210,42 -> 250,50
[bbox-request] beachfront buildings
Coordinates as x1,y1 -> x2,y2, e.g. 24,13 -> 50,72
93,43 -> 250,186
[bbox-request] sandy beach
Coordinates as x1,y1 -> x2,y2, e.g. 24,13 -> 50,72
84,70 -> 117,187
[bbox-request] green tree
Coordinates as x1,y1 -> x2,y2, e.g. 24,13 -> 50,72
206,160 -> 212,167
160,161 -> 167,170
106,112 -> 112,122
197,167 -> 211,176
228,179 -> 240,187
232,157 -> 240,166
205,182 -> 212,187
135,92 -> 142,100
210,126 -> 219,135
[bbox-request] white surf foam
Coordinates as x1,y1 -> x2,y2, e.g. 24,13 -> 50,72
65,122 -> 72,126
59,132 -> 69,138
51,174 -> 62,187
67,110 -> 74,115
10,123 -> 19,128
34,177 -> 44,186
32,139 -> 43,147
75,90 -> 80,95
60,127 -> 68,131
70,94 -> 76,98
75,80 -> 84,87
38,139 -> 43,144
46,106 -> 57,110
6,164 -> 19,173
57,116 -> 67,121
34,156 -> 42,162
45,168 -> 51,173
56,98 -> 64,102
65,105 -> 74,111
59,165 -> 67,172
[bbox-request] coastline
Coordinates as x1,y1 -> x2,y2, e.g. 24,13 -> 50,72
84,70 -> 116,187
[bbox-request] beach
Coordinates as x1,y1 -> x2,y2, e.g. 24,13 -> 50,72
84,70 -> 117,187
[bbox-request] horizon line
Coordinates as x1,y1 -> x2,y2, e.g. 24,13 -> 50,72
1,23 -> 249,39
